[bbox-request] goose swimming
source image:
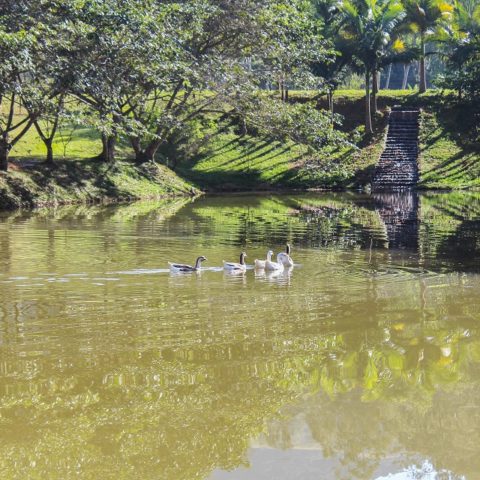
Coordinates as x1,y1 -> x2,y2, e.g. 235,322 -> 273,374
265,252 -> 284,272
223,252 -> 247,272
277,243 -> 294,267
169,256 -> 207,273
254,250 -> 273,269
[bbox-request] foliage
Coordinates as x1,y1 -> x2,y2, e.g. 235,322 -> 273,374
403,0 -> 454,92
0,0 -> 332,170
436,0 -> 480,101
240,96 -> 354,150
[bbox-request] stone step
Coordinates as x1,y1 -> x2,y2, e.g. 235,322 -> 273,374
382,152 -> 417,155
383,151 -> 417,155
385,139 -> 418,142
375,171 -> 417,174
385,146 -> 418,150
385,147 -> 417,151
380,160 -> 417,163
375,173 -> 418,178
374,176 -> 418,181
387,130 -> 418,134
386,133 -> 418,137
386,132 -> 418,135
383,148 -> 418,151
387,133 -> 418,137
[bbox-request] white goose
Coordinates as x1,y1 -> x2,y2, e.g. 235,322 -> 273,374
223,252 -> 247,272
169,256 -> 207,273
265,252 -> 284,272
254,250 -> 273,269
277,243 -> 294,267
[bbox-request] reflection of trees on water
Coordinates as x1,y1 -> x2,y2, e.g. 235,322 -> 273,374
434,219 -> 480,272
155,192 -> 480,275
0,198 -> 190,276
181,194 -> 390,250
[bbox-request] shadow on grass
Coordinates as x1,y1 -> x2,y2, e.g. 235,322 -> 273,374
2,157 -> 194,209
417,97 -> 480,186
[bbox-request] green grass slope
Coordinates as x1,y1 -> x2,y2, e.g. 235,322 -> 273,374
418,102 -> 480,189
0,159 -> 197,210
178,89 -> 404,191
178,129 -> 387,191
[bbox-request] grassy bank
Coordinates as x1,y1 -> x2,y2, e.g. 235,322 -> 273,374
417,101 -> 480,189
177,90 -> 406,191
176,128 -> 386,191
3,90 -> 479,208
0,159 -> 197,210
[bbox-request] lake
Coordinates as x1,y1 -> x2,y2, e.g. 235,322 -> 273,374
0,192 -> 479,480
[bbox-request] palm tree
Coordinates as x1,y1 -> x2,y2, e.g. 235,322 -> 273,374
403,0 -> 453,92
439,0 -> 480,98
311,0 -> 355,120
453,0 -> 480,36
341,0 -> 406,134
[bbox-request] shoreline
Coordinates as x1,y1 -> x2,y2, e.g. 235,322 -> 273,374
1,174 -> 475,213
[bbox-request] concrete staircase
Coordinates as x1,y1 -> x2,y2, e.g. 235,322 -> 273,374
372,107 -> 420,191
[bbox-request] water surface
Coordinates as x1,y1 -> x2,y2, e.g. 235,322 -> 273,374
0,192 -> 480,480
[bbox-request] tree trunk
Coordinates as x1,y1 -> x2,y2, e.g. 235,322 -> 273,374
241,117 -> 248,136
0,140 -> 9,172
372,70 -> 379,113
327,89 -> 335,123
130,136 -> 141,157
419,33 -> 427,93
365,71 -> 373,135
386,64 -> 393,89
331,93 -> 334,123
99,134 -> 116,163
135,139 -> 162,163
285,87 -> 289,102
402,64 -> 411,89
45,139 -> 54,165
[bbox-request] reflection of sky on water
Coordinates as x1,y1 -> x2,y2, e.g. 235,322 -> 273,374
212,452 -> 464,480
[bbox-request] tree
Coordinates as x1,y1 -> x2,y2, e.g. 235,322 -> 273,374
22,7 -> 73,165
123,0 -> 329,163
403,0 -> 453,92
61,0 -> 157,163
311,0 -> 356,120
261,0 -> 327,103
438,0 -> 480,99
0,7 -> 36,171
341,0 -> 406,134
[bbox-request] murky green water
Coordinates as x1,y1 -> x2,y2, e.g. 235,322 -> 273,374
1,192 -> 480,480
